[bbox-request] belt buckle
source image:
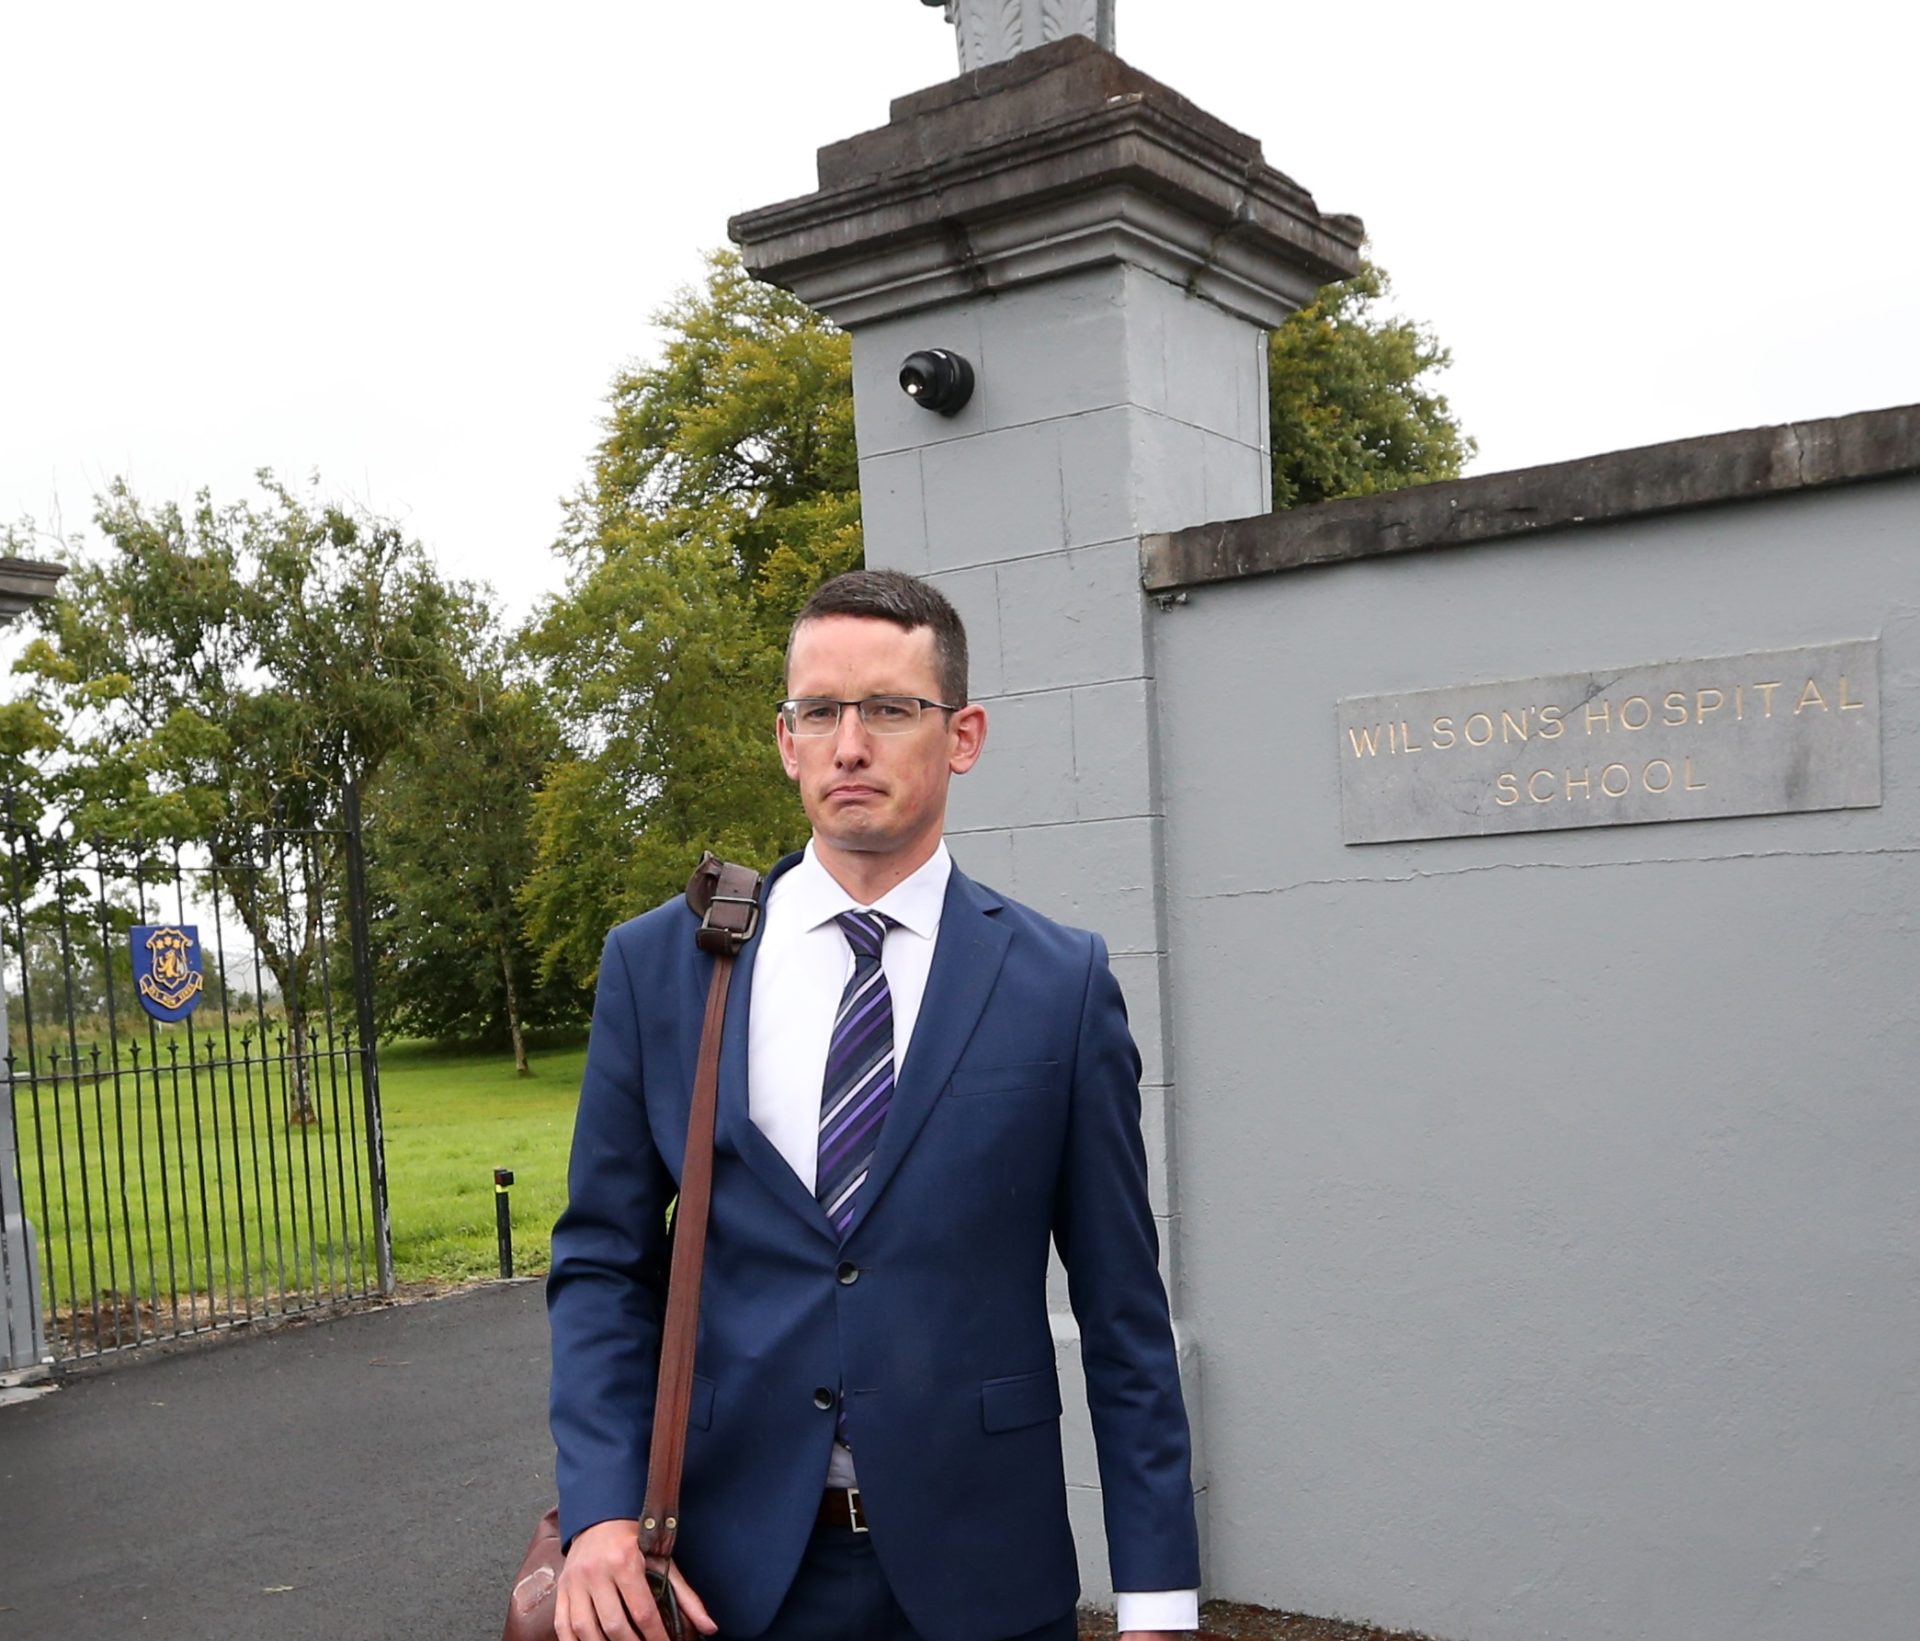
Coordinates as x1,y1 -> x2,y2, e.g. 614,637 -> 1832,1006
845,1487 -> 867,1534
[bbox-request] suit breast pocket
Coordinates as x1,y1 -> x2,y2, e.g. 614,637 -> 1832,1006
946,1060 -> 1059,1099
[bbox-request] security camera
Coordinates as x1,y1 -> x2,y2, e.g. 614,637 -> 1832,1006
899,349 -> 975,416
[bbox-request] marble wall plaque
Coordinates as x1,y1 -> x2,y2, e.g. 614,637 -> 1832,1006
1338,640 -> 1882,843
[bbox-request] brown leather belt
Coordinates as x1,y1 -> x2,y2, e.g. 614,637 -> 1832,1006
816,1487 -> 869,1533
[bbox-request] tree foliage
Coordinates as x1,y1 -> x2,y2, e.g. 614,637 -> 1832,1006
15,475 -> 467,834
1268,259 -> 1474,509
10,476 -> 471,1109
366,653 -> 581,1069
521,253 -> 861,990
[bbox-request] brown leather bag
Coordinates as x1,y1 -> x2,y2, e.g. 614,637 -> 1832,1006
502,855 -> 764,1641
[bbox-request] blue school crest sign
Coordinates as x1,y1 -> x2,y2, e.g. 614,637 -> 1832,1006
131,924 -> 206,1023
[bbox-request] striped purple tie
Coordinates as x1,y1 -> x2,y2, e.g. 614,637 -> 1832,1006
817,910 -> 895,1238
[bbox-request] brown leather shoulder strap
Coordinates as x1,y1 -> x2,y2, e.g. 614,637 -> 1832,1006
637,855 -> 763,1571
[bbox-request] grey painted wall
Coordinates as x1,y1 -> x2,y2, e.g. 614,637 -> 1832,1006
1152,477 -> 1920,1639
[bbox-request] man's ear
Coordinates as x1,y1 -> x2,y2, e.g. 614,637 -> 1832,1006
948,703 -> 988,775
776,711 -> 800,780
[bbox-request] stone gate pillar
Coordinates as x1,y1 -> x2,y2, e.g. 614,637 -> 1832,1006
731,36 -> 1361,1601
1,981 -> 47,1377
0,557 -> 63,1380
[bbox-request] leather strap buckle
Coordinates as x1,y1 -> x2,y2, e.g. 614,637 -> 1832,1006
845,1488 -> 867,1534
687,855 -> 764,956
705,891 -> 761,940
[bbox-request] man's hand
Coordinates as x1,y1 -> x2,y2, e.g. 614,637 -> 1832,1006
553,1518 -> 717,1641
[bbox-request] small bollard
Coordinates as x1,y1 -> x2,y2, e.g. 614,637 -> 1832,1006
494,1167 -> 516,1279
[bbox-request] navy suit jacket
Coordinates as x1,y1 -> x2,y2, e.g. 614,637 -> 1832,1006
547,853 -> 1199,1641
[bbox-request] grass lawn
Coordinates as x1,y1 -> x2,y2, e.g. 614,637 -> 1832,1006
381,1039 -> 583,1283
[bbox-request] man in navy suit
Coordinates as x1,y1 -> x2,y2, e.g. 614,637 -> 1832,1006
548,570 -> 1199,1641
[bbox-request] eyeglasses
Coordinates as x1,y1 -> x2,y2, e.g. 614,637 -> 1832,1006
779,695 -> 960,736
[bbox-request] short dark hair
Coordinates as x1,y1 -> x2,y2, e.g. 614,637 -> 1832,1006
788,569 -> 969,707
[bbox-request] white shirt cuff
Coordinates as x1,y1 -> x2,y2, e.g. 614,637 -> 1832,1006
1114,1589 -> 1200,1632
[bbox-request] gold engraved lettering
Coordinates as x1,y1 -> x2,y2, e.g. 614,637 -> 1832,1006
1386,722 -> 1399,754
1735,686 -> 1744,721
1684,758 -> 1706,791
1796,678 -> 1827,714
1431,716 -> 1457,750
1564,768 -> 1592,799
1663,691 -> 1689,726
1643,759 -> 1674,794
1585,699 -> 1611,734
1496,773 -> 1521,807
1401,720 -> 1423,752
1696,688 -> 1724,721
1600,763 -> 1631,797
1500,708 -> 1530,743
1620,696 -> 1652,731
1527,770 -> 1555,804
1465,713 -> 1495,746
1840,675 -> 1866,711
1755,681 -> 1782,718
1538,704 -> 1565,740
1348,725 -> 1383,758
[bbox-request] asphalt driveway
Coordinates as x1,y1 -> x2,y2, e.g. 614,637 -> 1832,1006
0,1281 -> 554,1640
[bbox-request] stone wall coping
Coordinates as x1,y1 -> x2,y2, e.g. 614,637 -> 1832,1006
0,557 -> 66,619
730,38 -> 1362,329
856,36 -> 1268,191
1140,403 -> 1920,593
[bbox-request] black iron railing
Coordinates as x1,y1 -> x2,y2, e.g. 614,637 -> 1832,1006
0,791 -> 390,1368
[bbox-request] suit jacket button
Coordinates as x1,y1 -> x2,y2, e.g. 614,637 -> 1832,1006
813,1387 -> 835,1410
836,1261 -> 859,1286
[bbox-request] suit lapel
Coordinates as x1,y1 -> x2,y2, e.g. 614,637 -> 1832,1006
711,852 -> 839,1244
843,867 -> 1010,1239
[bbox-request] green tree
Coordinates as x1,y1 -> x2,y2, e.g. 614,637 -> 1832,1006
366,653 -> 580,1072
11,475 -> 470,1118
522,253 -> 860,990
1268,259 -> 1474,508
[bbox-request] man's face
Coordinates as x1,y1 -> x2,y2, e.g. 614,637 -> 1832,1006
778,615 -> 986,864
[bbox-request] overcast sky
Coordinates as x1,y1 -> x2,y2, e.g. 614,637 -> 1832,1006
3,1 -> 1915,625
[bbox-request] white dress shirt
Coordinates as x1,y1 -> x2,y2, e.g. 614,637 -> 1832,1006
747,841 -> 950,1195
744,841 -> 1198,1634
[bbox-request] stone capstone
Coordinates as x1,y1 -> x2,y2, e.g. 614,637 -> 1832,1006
730,38 -> 1363,329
